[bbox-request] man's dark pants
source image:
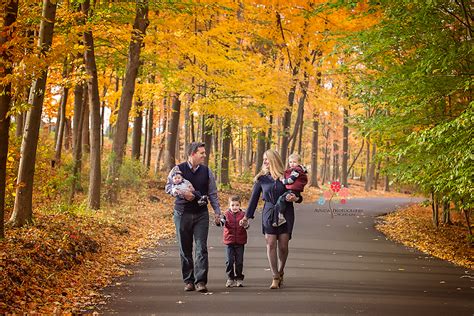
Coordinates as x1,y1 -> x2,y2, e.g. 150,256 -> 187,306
173,209 -> 210,285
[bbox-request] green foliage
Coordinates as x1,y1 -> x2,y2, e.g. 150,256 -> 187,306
118,157 -> 149,188
47,200 -> 90,217
345,0 -> 473,209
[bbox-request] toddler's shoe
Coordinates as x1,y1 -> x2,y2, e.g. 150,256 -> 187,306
235,280 -> 243,287
226,279 -> 235,287
277,213 -> 286,226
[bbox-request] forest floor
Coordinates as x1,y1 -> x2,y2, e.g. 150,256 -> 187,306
1,178 -> 472,314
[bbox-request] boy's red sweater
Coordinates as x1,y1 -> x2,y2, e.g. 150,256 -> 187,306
223,209 -> 247,245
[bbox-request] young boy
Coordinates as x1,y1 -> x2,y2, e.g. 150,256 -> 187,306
169,170 -> 208,206
274,153 -> 308,227
222,195 -> 248,287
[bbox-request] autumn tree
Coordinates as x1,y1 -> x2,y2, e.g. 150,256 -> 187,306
107,0 -> 149,203
9,0 -> 57,227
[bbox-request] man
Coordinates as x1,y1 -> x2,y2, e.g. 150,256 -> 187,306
165,142 -> 221,293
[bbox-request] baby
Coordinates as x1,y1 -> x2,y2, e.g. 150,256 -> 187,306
170,170 -> 208,206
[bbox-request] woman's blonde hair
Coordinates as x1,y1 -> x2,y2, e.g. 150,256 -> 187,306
254,149 -> 285,182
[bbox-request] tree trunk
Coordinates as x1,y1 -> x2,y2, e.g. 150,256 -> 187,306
82,0 -> 102,210
9,0 -> 57,227
106,0 -> 149,202
54,82 -> 69,165
348,139 -> 364,177
54,101 -> 61,146
165,94 -> 181,171
144,102 -> 153,168
15,112 -> 24,137
332,141 -> 339,181
341,108 -> 349,187
220,124 -> 231,187
384,157 -> 390,191
69,83 -> 86,202
374,160 -> 382,190
321,124 -> 329,184
131,100 -> 143,160
442,200 -> 452,225
431,192 -> 439,228
245,127 -> 253,173
255,128 -> 266,175
82,100 -> 90,153
364,138 -> 371,191
290,74 -> 308,155
142,108 -> 148,163
266,115 -> 273,150
365,141 -> 376,191
201,114 -> 213,166
100,80 -> 107,151
297,110 -> 304,155
310,113 -> 319,187
156,97 -> 168,174
213,118 -> 220,170
0,0 -> 18,238
184,103 -> 191,160
280,99 -> 293,164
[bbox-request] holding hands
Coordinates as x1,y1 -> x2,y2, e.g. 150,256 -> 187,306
239,217 -> 249,228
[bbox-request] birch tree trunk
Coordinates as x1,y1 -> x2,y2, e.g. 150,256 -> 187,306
10,0 -> 57,226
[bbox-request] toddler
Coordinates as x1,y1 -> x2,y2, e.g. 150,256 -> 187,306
222,195 -> 248,287
274,153 -> 308,227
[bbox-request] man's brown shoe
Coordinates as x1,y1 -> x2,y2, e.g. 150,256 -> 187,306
184,283 -> 195,291
195,282 -> 208,293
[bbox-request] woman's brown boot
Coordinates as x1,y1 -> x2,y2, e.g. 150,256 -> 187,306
270,276 -> 280,289
279,271 -> 284,286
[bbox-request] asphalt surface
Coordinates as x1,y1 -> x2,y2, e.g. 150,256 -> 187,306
97,197 -> 474,315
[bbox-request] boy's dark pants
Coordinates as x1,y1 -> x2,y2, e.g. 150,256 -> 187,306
225,244 -> 245,280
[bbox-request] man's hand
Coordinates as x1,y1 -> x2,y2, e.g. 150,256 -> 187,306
181,190 -> 195,201
214,214 -> 221,226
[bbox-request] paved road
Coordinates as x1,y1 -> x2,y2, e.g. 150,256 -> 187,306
97,197 -> 474,315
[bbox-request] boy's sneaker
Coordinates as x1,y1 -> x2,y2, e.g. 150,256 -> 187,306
226,279 -> 235,287
197,195 -> 208,206
235,280 -> 244,287
277,213 -> 286,226
195,282 -> 208,293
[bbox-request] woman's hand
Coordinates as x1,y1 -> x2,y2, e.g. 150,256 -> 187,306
285,193 -> 297,202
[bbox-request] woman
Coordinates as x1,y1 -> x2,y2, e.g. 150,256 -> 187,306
241,149 -> 302,289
